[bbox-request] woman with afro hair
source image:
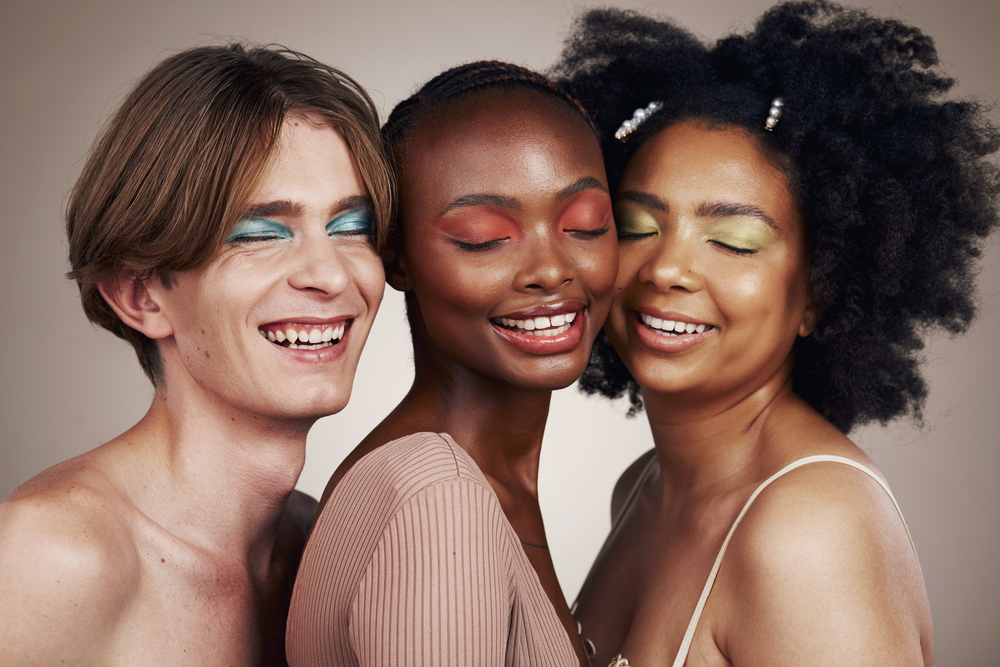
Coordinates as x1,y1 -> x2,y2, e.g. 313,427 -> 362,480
552,1 -> 998,665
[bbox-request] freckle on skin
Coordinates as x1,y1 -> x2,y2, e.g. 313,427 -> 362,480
161,558 -> 165,563
205,351 -> 210,358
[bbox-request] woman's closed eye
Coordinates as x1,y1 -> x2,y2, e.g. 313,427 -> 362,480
327,208 -> 375,237
226,217 -> 292,243
614,208 -> 659,240
560,195 -> 613,239
456,237 -> 509,251
435,211 -> 519,251
705,219 -> 779,255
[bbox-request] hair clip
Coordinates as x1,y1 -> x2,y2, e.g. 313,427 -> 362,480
764,97 -> 784,131
615,101 -> 663,141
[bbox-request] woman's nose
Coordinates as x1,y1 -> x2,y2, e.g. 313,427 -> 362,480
639,234 -> 704,293
515,233 -> 574,292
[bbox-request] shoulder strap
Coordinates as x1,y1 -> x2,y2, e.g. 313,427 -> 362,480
671,455 -> 919,667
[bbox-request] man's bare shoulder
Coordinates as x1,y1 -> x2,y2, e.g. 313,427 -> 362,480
0,455 -> 141,665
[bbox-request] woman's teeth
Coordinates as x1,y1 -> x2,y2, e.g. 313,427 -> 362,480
640,313 -> 709,335
495,312 -> 577,337
258,324 -> 345,349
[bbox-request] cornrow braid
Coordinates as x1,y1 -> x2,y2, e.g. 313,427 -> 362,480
383,60 -> 596,149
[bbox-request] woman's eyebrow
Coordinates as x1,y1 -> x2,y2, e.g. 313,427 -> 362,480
557,176 -> 609,200
439,193 -> 520,216
617,190 -> 668,212
697,201 -> 777,229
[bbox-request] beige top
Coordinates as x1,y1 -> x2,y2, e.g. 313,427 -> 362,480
286,432 -> 578,667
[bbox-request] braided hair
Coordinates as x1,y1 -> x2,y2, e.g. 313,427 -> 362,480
382,61 -> 597,247
384,60 -> 594,146
553,1 -> 1000,432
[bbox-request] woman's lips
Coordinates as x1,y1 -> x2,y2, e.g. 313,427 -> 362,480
493,311 -> 577,336
490,308 -> 586,354
638,312 -> 711,335
632,310 -> 715,352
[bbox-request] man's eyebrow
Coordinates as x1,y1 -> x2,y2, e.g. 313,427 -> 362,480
239,195 -> 373,220
439,193 -> 520,217
697,201 -> 777,229
240,200 -> 304,219
557,176 -> 609,200
617,190 -> 668,212
333,195 -> 374,216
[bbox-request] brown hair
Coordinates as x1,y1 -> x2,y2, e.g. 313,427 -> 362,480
67,43 -> 394,384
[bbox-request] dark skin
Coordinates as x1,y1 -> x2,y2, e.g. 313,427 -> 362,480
573,123 -> 933,666
321,89 -> 619,666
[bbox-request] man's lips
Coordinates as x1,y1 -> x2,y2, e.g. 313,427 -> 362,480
258,320 -> 351,349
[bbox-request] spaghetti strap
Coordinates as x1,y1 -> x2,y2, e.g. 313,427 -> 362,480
670,455 -> 920,667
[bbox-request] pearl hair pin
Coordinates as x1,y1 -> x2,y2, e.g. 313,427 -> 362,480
765,97 -> 784,131
615,101 -> 663,141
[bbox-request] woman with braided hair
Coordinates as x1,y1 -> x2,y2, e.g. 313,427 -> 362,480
552,2 -> 999,665
286,61 -> 617,666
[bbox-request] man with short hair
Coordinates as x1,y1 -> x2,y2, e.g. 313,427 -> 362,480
0,44 -> 391,666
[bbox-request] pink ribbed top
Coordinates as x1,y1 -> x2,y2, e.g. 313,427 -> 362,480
286,432 -> 578,667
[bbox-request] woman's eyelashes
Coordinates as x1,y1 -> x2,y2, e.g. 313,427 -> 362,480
614,208 -> 659,240
457,238 -> 508,251
226,217 -> 292,243
565,225 -> 611,239
705,219 -> 778,255
327,208 -> 375,237
559,196 -> 613,239
613,206 -> 778,254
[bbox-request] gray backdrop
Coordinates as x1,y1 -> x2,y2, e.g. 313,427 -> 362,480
2,0 -> 997,664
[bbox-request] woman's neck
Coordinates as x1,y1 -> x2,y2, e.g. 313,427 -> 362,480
641,370 -> 799,496
402,349 -> 554,491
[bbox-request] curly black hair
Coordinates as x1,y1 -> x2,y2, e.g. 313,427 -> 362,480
552,1 -> 1000,432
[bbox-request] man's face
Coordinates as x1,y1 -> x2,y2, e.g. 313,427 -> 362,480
151,115 -> 385,426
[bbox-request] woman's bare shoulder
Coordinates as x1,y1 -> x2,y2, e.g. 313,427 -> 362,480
713,456 -> 932,665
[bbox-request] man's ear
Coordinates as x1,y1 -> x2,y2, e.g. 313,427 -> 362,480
383,245 -> 412,293
97,272 -> 174,339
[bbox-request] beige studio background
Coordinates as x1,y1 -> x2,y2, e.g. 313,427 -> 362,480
1,0 -> 997,663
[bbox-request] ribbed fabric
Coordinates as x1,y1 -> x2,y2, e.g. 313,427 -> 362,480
287,432 -> 578,667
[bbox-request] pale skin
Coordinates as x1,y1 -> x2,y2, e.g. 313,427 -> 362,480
322,89 -> 619,666
0,116 -> 384,666
573,122 -> 933,666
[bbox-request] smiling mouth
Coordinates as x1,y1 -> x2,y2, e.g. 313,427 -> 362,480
492,311 -> 579,337
258,322 -> 348,349
640,313 -> 713,336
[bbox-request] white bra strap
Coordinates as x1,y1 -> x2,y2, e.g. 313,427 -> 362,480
671,455 -> 920,667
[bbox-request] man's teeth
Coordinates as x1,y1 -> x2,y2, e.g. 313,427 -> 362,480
496,312 -> 577,336
258,324 -> 346,348
640,313 -> 708,335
